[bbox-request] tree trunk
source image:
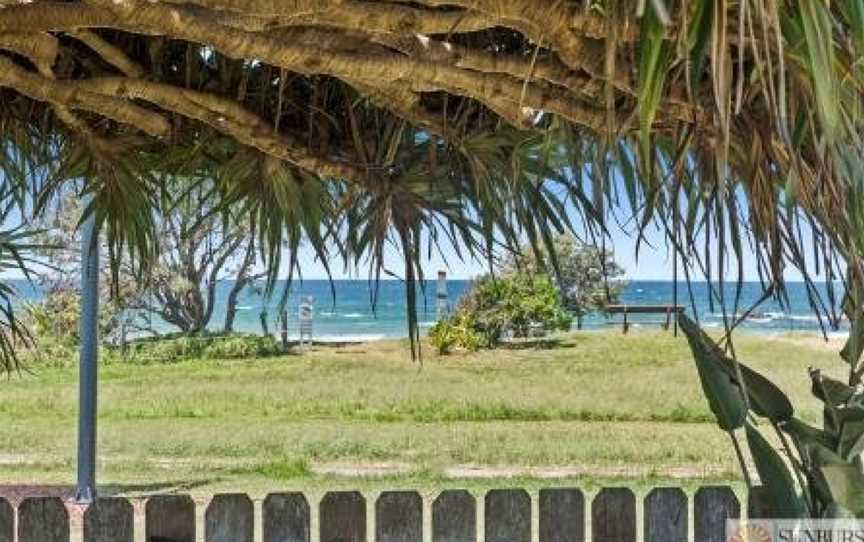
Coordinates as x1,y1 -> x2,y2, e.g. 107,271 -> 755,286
259,311 -> 270,337
224,240 -> 256,333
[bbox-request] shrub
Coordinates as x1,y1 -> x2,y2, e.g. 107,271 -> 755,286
430,272 -> 571,353
428,313 -> 490,354
121,333 -> 281,364
502,234 -> 627,328
202,334 -> 281,359
124,335 -> 207,364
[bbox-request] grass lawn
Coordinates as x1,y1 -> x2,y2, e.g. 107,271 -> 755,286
0,330 -> 846,497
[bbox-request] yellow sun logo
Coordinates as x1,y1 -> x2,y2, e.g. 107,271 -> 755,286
728,522 -> 773,542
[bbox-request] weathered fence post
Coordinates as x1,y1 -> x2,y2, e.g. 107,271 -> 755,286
145,495 -> 196,542
644,487 -> 687,542
320,491 -> 365,542
484,489 -> 530,542
263,493 -> 310,542
18,497 -> 69,542
84,498 -> 134,542
376,491 -> 422,542
432,490 -> 476,542
205,494 -> 253,542
694,486 -> 739,542
592,488 -> 636,542
539,488 -> 584,542
0,497 -> 11,542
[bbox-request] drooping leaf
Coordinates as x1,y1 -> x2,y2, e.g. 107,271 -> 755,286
679,314 -> 747,430
815,463 -> 864,516
746,422 -> 807,518
679,314 -> 793,423
782,418 -> 838,454
838,419 -> 864,460
724,360 -> 794,423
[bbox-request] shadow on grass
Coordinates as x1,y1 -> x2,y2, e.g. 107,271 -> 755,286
498,338 -> 573,350
100,478 -> 221,496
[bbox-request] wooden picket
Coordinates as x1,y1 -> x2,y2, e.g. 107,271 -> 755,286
0,497 -> 12,542
539,488 -> 584,542
376,491 -> 422,542
694,487 -> 740,542
319,491 -> 365,542
205,494 -> 254,542
0,485 -> 759,542
145,494 -> 195,542
262,492 -> 309,542
484,489 -> 531,542
18,497 -> 68,542
432,490 -> 475,542
644,487 -> 687,542
83,498 -> 134,542
592,488 -> 636,542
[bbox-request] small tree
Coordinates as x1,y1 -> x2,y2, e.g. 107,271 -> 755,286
504,235 -> 626,329
139,177 -> 263,334
28,193 -> 142,345
429,273 -> 572,353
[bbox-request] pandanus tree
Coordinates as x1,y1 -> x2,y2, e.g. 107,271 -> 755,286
0,0 -> 863,371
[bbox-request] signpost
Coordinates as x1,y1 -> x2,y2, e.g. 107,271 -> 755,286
75,196 -> 99,503
436,271 -> 449,317
298,296 -> 313,349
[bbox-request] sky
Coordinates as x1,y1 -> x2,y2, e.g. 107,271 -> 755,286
0,171 -> 816,283
286,216 -> 802,282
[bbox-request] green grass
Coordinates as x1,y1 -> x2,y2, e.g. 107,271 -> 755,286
0,330 -> 846,496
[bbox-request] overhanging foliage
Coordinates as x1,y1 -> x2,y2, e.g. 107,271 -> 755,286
0,1 -> 864,360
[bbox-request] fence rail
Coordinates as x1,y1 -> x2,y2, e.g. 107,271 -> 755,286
1,485 -> 761,542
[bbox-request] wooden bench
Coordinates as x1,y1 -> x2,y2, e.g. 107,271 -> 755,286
607,304 -> 686,335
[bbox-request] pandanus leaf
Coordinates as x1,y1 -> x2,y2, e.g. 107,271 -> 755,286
811,369 -> 856,406
746,423 -> 807,518
729,361 -> 794,423
815,464 -> 864,516
838,419 -> 864,461
679,315 -> 794,425
782,418 -> 838,455
800,442 -> 864,515
679,314 -> 746,430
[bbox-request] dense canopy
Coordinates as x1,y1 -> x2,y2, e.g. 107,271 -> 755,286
2,1 -> 864,360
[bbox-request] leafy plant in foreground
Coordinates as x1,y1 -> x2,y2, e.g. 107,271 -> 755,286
680,314 -> 864,518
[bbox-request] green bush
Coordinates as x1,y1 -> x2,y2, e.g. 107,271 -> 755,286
430,273 -> 572,353
428,313 -> 490,354
202,334 -> 281,359
122,333 -> 281,364
25,288 -> 126,346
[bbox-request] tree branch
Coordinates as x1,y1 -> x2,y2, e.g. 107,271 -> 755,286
67,29 -> 146,77
0,56 -> 171,137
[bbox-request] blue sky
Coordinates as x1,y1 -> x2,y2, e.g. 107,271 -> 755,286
288,219 -> 794,282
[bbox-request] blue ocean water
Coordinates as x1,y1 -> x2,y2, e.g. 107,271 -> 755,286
9,279 -> 848,339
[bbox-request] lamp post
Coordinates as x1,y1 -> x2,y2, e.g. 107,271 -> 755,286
75,196 -> 99,503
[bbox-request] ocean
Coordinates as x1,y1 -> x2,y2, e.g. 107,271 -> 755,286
8,279 -> 849,340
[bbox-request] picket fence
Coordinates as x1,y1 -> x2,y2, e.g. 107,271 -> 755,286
2,486 -> 762,542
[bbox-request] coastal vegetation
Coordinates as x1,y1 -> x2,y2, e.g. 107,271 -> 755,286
3,0 -> 864,510
503,234 -> 626,329
429,234 -> 622,353
0,330 -> 842,495
429,273 -> 573,353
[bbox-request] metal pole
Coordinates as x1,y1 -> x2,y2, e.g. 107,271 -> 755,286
436,270 -> 448,317
75,198 -> 99,503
